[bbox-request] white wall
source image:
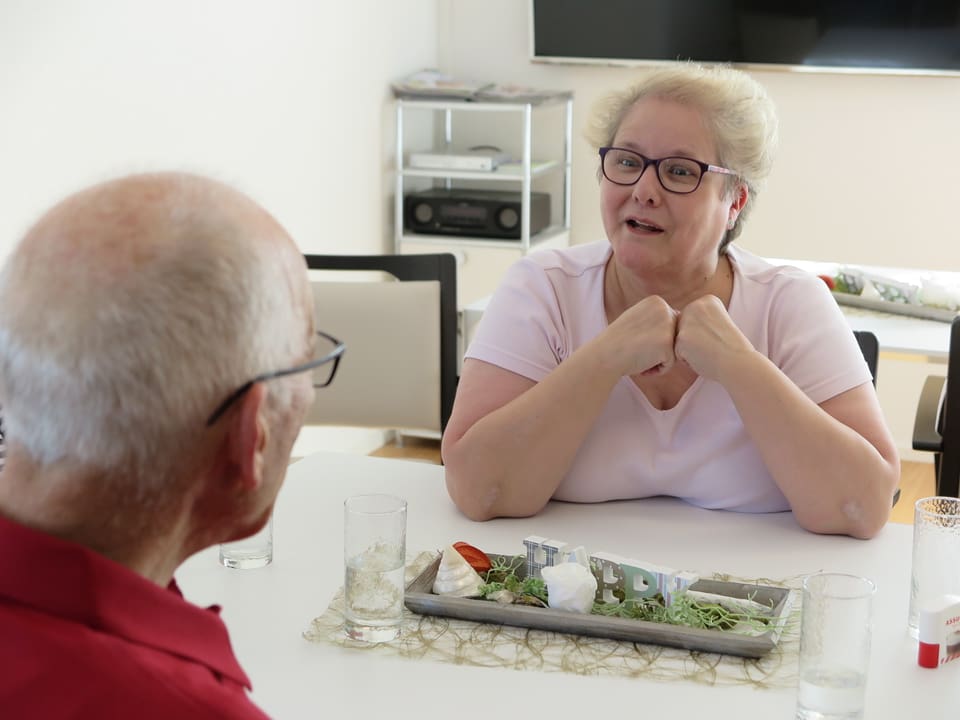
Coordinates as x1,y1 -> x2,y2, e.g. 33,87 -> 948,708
439,1 -> 960,271
0,0 -> 438,260
0,0 -> 440,455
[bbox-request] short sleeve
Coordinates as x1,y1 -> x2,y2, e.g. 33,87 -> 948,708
767,272 -> 873,404
464,258 -> 568,382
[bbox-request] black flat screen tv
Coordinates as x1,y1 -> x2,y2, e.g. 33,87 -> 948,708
531,0 -> 960,73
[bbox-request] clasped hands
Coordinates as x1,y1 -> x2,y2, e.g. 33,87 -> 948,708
605,294 -> 754,381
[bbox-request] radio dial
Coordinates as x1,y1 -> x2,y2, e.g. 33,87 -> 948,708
496,206 -> 519,231
413,202 -> 434,226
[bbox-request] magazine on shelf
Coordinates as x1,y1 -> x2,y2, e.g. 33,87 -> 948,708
391,69 -> 492,100
392,70 -> 571,104
474,84 -> 573,103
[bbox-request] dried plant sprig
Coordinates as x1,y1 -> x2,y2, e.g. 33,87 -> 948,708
593,591 -> 773,634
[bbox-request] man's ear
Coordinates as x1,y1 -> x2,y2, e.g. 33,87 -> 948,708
225,382 -> 268,492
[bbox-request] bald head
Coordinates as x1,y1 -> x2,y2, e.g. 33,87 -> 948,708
7,173 -> 300,323
0,172 -> 312,485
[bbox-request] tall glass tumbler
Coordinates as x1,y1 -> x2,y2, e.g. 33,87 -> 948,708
909,496 -> 960,637
343,494 -> 407,642
796,572 -> 875,720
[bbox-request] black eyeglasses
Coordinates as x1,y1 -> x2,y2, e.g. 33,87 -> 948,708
599,146 -> 736,194
205,330 -> 345,426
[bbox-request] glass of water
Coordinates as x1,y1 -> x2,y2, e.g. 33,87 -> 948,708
909,497 -> 960,638
219,513 -> 273,569
796,572 -> 875,720
343,494 -> 407,642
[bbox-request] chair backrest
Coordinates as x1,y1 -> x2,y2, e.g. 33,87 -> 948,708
302,253 -> 457,434
853,330 -> 879,387
912,315 -> 960,497
937,316 -> 960,496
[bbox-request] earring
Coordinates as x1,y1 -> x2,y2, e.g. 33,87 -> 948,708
727,218 -> 736,230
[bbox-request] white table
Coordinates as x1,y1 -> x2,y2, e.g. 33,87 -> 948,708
177,452 -> 959,719
842,306 -> 951,361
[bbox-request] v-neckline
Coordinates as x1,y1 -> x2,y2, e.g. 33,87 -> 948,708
627,370 -> 703,414
597,247 -> 741,413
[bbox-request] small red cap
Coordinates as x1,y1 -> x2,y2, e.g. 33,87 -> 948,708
918,641 -> 940,669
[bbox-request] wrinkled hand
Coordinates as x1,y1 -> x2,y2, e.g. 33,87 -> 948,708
602,295 -> 679,376
674,295 -> 754,380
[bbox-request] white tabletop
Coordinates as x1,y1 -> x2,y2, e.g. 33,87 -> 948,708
177,452 -> 959,719
842,306 -> 951,360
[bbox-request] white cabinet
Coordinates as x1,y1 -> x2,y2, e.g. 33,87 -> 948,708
394,95 -> 573,307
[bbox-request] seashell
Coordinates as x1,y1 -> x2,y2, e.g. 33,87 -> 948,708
685,590 -> 771,616
514,594 -> 547,608
487,589 -> 516,604
432,545 -> 484,597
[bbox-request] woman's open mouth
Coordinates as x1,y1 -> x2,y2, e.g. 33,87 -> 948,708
626,218 -> 664,233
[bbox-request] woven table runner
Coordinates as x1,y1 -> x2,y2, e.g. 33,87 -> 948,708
304,551 -> 802,688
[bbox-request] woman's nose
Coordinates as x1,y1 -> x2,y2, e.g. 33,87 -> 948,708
631,164 -> 662,205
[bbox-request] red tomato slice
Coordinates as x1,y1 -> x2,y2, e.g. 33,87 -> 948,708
817,274 -> 836,291
452,541 -> 492,573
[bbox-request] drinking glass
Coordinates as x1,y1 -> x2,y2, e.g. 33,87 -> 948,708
796,572 -> 875,720
343,494 -> 407,642
909,496 -> 960,638
219,513 -> 273,569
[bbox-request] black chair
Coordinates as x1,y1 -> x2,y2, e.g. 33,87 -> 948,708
853,330 -> 879,388
302,253 -> 458,435
912,315 -> 960,497
853,329 -> 904,506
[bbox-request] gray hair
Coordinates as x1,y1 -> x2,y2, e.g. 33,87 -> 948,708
586,63 -> 779,250
0,173 -> 308,499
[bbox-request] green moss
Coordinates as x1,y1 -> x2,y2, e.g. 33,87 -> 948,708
477,555 -> 773,634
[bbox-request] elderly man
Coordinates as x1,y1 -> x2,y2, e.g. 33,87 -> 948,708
0,173 -> 336,717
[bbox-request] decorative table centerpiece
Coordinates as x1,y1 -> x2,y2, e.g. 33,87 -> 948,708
404,536 -> 795,659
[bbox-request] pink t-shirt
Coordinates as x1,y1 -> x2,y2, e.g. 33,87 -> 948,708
465,241 -> 872,513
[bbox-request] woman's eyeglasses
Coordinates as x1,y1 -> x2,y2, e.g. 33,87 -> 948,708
599,146 -> 737,194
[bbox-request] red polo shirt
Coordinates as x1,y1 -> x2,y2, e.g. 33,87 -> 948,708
0,514 -> 270,719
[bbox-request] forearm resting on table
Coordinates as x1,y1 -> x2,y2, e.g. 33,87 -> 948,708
443,348 -> 622,521
723,352 -> 900,539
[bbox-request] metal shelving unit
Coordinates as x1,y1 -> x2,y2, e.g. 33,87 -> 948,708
394,95 -> 573,305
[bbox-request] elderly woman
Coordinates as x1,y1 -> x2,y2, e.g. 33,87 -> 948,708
441,64 -> 899,539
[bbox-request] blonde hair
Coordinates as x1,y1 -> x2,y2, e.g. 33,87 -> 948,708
586,63 -> 779,249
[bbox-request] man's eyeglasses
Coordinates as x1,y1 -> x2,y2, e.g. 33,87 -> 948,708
599,146 -> 737,194
205,330 -> 345,426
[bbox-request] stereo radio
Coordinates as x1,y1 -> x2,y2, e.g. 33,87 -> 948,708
403,189 -> 551,240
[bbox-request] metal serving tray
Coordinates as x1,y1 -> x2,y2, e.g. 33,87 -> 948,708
405,554 -> 794,659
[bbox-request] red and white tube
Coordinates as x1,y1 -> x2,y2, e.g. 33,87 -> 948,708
918,595 -> 960,669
